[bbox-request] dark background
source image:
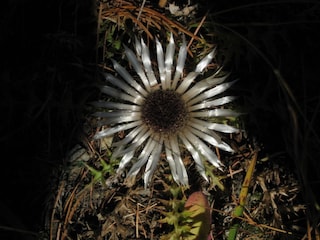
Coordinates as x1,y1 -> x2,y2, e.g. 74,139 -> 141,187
1,0 -> 320,239
0,0 -> 97,239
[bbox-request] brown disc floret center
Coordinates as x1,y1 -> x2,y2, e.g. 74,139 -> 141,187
141,89 -> 188,134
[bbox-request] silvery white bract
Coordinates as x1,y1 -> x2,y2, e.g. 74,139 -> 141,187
93,33 -> 240,188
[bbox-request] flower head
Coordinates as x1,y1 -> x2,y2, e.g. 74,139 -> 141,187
93,33 -> 240,188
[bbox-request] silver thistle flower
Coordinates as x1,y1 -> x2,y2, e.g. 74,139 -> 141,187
93,33 -> 240,188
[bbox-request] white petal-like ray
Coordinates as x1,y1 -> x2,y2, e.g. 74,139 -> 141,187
188,118 -> 239,134
169,135 -> 188,185
116,150 -> 135,172
179,133 -> 208,182
164,138 -> 180,184
187,118 -> 215,131
100,86 -> 139,104
112,128 -> 152,158
187,119 -> 222,143
182,129 -> 223,169
176,49 -> 219,94
112,124 -> 148,147
188,96 -> 237,111
124,45 -> 151,91
104,72 -> 140,98
144,135 -> 164,186
93,111 -> 141,124
188,126 -> 234,152
190,109 -> 240,118
92,101 -> 140,111
182,74 -> 229,102
93,121 -> 142,139
93,111 -> 139,118
208,123 -> 240,133
195,49 -> 216,73
165,33 -> 175,88
172,36 -> 187,89
135,36 -> 142,57
109,126 -> 146,161
127,136 -> 159,177
188,123 -> 222,146
164,137 -> 188,185
111,59 -> 148,97
141,38 -> 158,87
176,72 -> 199,94
187,80 -> 238,106
156,37 -> 166,89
